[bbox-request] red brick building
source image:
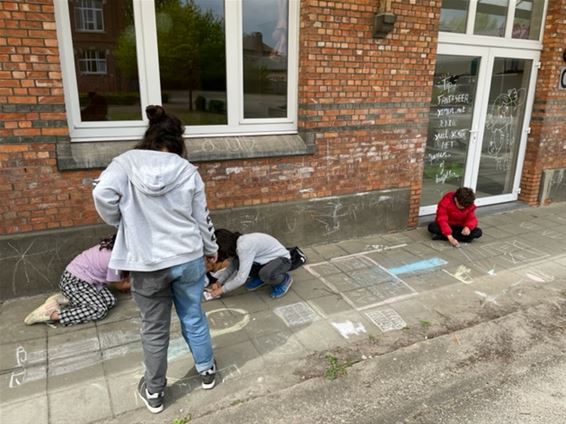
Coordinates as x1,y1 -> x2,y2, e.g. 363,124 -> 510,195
1,0 -> 565,298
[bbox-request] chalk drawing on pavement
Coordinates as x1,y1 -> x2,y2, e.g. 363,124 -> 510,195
480,240 -> 548,265
330,320 -> 367,339
365,308 -> 407,332
305,247 -> 417,312
443,265 -> 474,284
7,307 -> 251,389
274,302 -> 320,327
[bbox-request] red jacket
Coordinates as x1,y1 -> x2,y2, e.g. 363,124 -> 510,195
435,192 -> 478,236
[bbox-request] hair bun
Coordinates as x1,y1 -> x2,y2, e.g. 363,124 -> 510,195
146,105 -> 166,124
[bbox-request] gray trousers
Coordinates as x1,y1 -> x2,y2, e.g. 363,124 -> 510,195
131,258 -> 214,394
250,257 -> 292,285
131,268 -> 173,394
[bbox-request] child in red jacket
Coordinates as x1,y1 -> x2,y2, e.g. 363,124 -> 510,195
428,187 -> 483,248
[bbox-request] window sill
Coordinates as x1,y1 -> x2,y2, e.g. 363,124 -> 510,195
56,132 -> 315,170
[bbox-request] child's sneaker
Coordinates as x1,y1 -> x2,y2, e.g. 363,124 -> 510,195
245,276 -> 265,291
137,377 -> 164,414
270,274 -> 293,299
45,293 -> 70,307
24,303 -> 59,325
200,361 -> 217,390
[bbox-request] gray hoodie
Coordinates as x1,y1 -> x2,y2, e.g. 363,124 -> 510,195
92,150 -> 218,272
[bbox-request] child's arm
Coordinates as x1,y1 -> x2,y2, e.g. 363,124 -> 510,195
92,162 -> 127,227
217,248 -> 255,295
110,277 -> 131,293
464,208 -> 478,231
436,199 -> 452,236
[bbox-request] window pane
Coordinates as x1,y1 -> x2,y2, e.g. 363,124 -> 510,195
512,0 -> 544,40
156,0 -> 227,126
75,0 -> 104,32
439,0 -> 469,33
474,0 -> 508,37
476,58 -> 531,197
421,55 -> 480,207
242,0 -> 288,119
70,0 -> 142,122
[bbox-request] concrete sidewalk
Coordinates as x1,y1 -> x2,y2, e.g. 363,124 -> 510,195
1,203 -> 566,424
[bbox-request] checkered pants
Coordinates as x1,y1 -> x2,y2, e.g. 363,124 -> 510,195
58,270 -> 116,326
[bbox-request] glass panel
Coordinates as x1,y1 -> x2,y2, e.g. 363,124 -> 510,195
421,55 -> 480,207
70,0 -> 142,121
74,0 -> 104,32
242,0 -> 289,119
476,58 -> 531,197
512,0 -> 545,40
474,0 -> 508,37
439,0 -> 470,33
156,0 -> 227,126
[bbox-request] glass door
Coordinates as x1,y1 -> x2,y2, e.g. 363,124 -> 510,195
420,46 -> 539,214
473,55 -> 533,201
419,45 -> 489,212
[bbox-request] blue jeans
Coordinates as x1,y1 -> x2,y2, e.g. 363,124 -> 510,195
170,258 -> 214,373
131,257 -> 214,393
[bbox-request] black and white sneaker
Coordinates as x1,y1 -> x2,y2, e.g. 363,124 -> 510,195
200,361 -> 217,390
137,377 -> 164,414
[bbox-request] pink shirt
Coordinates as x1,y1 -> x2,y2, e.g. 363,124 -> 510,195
66,245 -> 121,290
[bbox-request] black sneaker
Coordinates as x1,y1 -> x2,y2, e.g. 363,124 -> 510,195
200,361 -> 217,390
137,377 -> 164,414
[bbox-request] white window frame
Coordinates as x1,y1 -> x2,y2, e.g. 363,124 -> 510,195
55,0 -> 300,143
78,49 -> 107,75
440,0 -> 548,49
74,0 -> 104,33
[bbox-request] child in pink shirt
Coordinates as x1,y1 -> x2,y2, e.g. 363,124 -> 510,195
24,235 -> 130,326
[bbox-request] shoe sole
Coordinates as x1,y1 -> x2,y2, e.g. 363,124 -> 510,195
137,390 -> 164,414
202,377 -> 216,390
245,282 -> 266,291
24,306 -> 50,325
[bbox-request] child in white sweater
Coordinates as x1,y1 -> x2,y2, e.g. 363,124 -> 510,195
207,229 -> 293,299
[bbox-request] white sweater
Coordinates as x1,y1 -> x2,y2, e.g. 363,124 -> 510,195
217,233 -> 290,292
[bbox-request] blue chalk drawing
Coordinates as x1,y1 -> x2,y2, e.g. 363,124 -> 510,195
387,257 -> 447,275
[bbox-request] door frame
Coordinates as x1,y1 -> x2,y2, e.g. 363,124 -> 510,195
419,44 -> 540,216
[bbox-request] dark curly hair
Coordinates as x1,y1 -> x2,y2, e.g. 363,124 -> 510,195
134,105 -> 186,158
215,229 -> 242,262
455,187 -> 476,207
99,234 -> 117,251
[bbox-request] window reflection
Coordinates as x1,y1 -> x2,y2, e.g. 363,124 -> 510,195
474,0 -> 509,37
439,0 -> 469,33
70,0 -> 142,122
512,0 -> 544,40
156,0 -> 227,126
242,0 -> 289,119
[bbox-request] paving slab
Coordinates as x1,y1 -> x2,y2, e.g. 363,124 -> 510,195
292,319 -> 346,351
49,379 -> 113,424
0,297 -> 48,344
0,394 -> 48,424
311,243 -> 349,260
2,202 -> 566,424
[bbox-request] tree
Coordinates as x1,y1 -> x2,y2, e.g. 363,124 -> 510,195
115,0 -> 226,111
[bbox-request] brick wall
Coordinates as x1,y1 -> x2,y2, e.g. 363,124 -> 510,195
0,0 -> 100,233
297,0 -> 439,226
1,0 -> 440,235
4,0 -> 564,238
520,0 -> 566,204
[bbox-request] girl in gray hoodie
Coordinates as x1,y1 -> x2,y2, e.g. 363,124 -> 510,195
93,105 -> 218,414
